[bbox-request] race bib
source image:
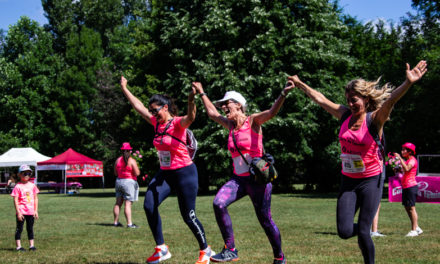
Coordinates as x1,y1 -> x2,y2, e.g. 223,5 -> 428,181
341,154 -> 365,173
158,151 -> 171,167
232,153 -> 252,175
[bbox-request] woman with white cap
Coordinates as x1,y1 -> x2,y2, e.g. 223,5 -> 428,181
120,77 -> 214,264
393,142 -> 423,237
113,142 -> 140,228
192,81 -> 294,264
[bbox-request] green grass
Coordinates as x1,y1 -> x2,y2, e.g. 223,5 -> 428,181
0,188 -> 439,263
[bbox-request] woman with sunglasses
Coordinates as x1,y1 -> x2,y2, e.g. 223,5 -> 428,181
289,60 -> 427,264
113,142 -> 140,228
393,142 -> 423,237
192,81 -> 294,264
120,76 -> 213,264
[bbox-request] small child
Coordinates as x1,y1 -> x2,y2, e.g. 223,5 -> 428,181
11,165 -> 40,252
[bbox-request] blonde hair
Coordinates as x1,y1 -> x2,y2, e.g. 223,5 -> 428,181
345,77 -> 394,112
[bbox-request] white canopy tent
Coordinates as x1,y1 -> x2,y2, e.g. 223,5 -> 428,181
0,148 -> 51,183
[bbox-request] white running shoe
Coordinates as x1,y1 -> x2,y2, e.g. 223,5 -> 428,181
146,244 -> 172,263
196,245 -> 215,264
370,231 -> 386,237
416,226 -> 423,235
406,230 -> 419,237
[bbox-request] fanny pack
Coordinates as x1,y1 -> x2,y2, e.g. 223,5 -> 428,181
231,129 -> 278,185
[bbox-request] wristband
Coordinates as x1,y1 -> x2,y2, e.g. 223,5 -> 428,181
199,93 -> 207,97
281,90 -> 287,97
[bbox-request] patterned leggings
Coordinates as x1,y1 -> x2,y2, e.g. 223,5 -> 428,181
213,175 -> 283,258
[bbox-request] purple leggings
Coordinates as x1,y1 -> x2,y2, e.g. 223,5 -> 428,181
213,175 -> 283,258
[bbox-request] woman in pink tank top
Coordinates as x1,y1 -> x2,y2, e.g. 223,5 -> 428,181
290,61 -> 427,264
193,80 -> 294,264
120,76 -> 214,264
393,142 -> 423,237
113,142 -> 140,228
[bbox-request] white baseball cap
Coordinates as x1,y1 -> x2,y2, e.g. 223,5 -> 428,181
18,164 -> 32,173
214,91 -> 247,109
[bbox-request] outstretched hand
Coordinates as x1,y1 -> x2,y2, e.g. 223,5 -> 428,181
120,76 -> 127,88
406,60 -> 427,84
192,82 -> 204,94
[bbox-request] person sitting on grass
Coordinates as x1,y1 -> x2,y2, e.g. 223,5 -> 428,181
11,165 -> 39,252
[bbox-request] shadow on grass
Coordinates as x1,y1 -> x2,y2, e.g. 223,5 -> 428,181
315,231 -> 338,236
279,192 -> 339,199
0,248 -> 16,252
86,223 -> 119,227
90,262 -> 139,264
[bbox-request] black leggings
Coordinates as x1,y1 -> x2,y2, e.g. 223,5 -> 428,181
144,163 -> 207,249
15,215 -> 35,240
337,174 -> 383,264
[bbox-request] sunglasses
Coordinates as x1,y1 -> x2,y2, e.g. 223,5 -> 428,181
150,105 -> 164,115
23,172 -> 32,176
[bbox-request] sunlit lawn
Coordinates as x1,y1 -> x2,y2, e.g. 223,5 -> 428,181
0,188 -> 439,263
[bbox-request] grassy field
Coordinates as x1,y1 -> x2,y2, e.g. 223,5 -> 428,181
0,188 -> 439,264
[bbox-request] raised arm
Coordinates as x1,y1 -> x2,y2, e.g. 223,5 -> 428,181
289,75 -> 348,120
192,82 -> 230,129
120,76 -> 153,125
252,80 -> 295,125
180,84 -> 197,129
373,61 -> 428,128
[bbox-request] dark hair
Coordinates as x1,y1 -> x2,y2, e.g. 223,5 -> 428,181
123,150 -> 130,166
149,94 -> 179,116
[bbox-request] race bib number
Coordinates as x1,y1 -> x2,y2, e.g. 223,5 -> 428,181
232,153 -> 252,175
158,151 -> 171,167
341,154 -> 365,173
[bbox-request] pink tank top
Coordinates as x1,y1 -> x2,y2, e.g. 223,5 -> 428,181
228,117 -> 263,176
402,156 -> 418,188
116,157 -> 137,180
151,116 -> 193,170
339,115 -> 382,178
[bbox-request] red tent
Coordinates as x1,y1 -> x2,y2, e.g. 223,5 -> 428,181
37,148 -> 104,193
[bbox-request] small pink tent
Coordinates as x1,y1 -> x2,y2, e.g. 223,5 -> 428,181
37,148 -> 104,193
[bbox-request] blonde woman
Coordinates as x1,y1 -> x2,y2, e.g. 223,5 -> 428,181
289,60 -> 427,264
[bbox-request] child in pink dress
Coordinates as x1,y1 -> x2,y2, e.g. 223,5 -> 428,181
11,165 -> 40,251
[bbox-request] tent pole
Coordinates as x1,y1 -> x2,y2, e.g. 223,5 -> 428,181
64,169 -> 67,194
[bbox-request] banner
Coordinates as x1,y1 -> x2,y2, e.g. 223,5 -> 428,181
66,163 -> 103,177
388,175 -> 440,203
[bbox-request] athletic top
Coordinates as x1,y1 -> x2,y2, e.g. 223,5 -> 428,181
402,156 -> 418,189
151,116 -> 193,170
228,117 -> 263,176
339,114 -> 382,178
116,156 -> 137,181
11,182 -> 40,215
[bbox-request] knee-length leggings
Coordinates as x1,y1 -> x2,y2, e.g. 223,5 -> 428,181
337,174 -> 384,264
144,163 -> 208,250
213,175 -> 283,259
15,215 -> 35,240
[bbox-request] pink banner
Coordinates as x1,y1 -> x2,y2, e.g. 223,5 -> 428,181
388,175 -> 440,203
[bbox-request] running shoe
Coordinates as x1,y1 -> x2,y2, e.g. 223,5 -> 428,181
416,226 -> 423,235
29,246 -> 37,251
210,245 -> 239,262
146,245 -> 172,263
370,231 -> 386,237
16,247 -> 26,252
127,223 -> 139,228
196,245 -> 215,264
273,257 -> 286,264
114,222 -> 123,227
406,230 -> 419,237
